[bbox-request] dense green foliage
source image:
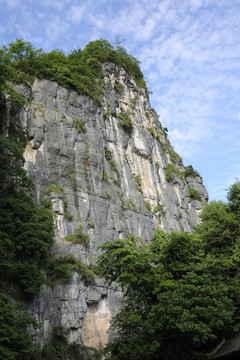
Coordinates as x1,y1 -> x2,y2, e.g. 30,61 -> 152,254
184,165 -> 200,178
0,121 -> 54,296
165,163 -> 181,182
0,126 -> 32,194
64,225 -> 89,247
0,192 -> 54,295
189,186 -> 202,201
0,60 -> 26,109
0,293 -> 39,360
73,119 -> 87,133
0,38 -> 147,106
48,254 -> 94,284
227,180 -> 240,217
117,110 -> 134,135
195,200 -> 239,253
97,181 -> 240,359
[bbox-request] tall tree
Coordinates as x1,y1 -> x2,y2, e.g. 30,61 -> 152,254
97,231 -> 235,360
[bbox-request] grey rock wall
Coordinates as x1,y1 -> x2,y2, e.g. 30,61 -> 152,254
9,62 -> 208,349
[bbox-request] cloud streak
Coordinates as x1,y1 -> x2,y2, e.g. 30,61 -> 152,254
67,5 -> 86,25
1,0 -> 240,200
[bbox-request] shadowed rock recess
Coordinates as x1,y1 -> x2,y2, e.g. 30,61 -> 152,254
8,62 -> 208,349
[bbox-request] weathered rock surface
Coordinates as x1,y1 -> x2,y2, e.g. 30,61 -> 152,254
8,62 -> 208,349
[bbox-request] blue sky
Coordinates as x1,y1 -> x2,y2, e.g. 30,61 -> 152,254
1,0 -> 240,201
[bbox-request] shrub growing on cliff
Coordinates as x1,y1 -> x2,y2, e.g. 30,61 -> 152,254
64,225 -> 89,247
115,83 -> 124,94
165,163 -> 180,182
118,118 -> 133,135
73,119 -> 87,133
0,38 -> 147,106
103,169 -> 110,181
154,205 -> 164,213
46,183 -> 63,194
147,127 -> 155,136
184,165 -> 200,178
189,186 -> 202,201
134,174 -> 143,194
145,200 -> 151,211
117,110 -> 134,136
103,111 -> 111,119
104,148 -> 121,187
48,254 -> 94,284
131,95 -> 139,105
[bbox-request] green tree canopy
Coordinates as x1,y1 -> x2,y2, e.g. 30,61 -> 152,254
195,200 -> 240,254
0,38 -> 147,106
0,293 -> 39,360
227,180 -> 240,217
97,230 -> 236,360
0,111 -> 54,296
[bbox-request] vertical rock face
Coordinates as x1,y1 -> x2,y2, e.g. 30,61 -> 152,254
9,62 -> 208,348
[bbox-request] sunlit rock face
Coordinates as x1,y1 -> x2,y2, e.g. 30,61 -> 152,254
10,62 -> 208,348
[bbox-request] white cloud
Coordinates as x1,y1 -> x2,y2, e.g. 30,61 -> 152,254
4,0 -> 21,9
102,2 -> 165,42
0,24 -> 6,33
37,12 -> 44,19
41,0 -> 65,11
168,122 -> 210,159
87,13 -> 106,30
45,17 -> 70,43
67,4 -> 86,25
189,0 -> 203,11
236,112 -> 240,122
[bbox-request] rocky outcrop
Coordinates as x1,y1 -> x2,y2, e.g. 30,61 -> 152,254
8,62 -> 208,348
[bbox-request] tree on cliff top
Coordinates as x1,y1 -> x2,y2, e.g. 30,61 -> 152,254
0,38 -> 147,106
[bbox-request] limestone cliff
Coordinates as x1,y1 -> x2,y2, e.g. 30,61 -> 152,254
8,62 -> 208,349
